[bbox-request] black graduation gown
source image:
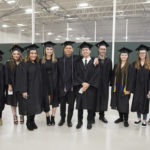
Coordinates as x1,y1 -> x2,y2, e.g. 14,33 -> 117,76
110,64 -> 132,113
57,55 -> 81,99
96,57 -> 112,112
74,59 -> 99,110
0,63 -> 5,112
5,61 -> 24,107
20,61 -> 43,115
131,62 -> 150,114
41,59 -> 58,111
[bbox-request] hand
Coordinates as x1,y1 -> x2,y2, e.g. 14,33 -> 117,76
147,91 -> 150,97
94,58 -> 99,66
22,92 -> 28,99
125,91 -> 130,95
8,84 -> 13,91
82,83 -> 90,92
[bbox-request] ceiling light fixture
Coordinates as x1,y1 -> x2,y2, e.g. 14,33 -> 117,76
50,6 -> 59,11
79,2 -> 89,8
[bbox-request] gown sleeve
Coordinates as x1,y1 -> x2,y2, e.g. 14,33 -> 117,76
5,61 -> 11,85
108,60 -> 113,85
126,64 -> 133,92
73,62 -> 84,86
110,64 -> 117,87
130,62 -> 136,93
88,65 -> 100,88
20,62 -> 28,93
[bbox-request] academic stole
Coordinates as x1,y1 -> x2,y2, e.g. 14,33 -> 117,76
113,73 -> 127,93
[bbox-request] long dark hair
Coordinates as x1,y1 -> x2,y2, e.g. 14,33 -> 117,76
115,54 -> 129,76
0,55 -> 2,62
24,50 -> 40,63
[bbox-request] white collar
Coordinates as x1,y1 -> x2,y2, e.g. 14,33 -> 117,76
82,57 -> 91,65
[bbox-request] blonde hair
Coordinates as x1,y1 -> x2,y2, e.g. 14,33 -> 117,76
41,47 -> 57,64
135,51 -> 150,70
24,50 -> 40,63
9,51 -> 23,71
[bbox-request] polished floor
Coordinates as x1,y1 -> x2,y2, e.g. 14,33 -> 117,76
0,95 -> 150,150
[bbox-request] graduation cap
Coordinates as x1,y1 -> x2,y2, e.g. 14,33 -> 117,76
41,41 -> 56,48
118,47 -> 132,54
79,42 -> 93,49
136,44 -> 150,51
0,50 -> 4,55
96,40 -> 109,48
10,44 -> 24,53
61,41 -> 75,47
24,44 -> 39,52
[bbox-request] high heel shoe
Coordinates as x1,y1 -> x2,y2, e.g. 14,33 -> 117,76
20,115 -> 24,124
51,115 -> 55,126
46,116 -> 51,126
14,116 -> 18,125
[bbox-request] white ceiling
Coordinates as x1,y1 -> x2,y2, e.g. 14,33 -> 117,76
0,0 -> 150,43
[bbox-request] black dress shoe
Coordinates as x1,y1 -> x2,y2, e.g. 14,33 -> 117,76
58,119 -> 65,126
91,118 -> 95,124
46,116 -> 51,126
67,121 -> 73,127
31,121 -> 38,129
51,116 -> 55,126
26,122 -> 34,131
87,122 -> 92,130
99,116 -> 108,123
114,118 -> 123,124
76,122 -> 83,129
124,121 -> 129,127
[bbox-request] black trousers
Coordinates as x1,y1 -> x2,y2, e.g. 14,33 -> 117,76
78,109 -> 93,123
93,111 -> 105,118
119,112 -> 128,121
60,91 -> 75,122
27,115 -> 35,123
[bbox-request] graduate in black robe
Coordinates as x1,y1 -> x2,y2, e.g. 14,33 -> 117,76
5,44 -> 24,124
111,47 -> 133,127
41,41 -> 58,126
131,45 -> 150,127
21,44 -> 43,131
0,50 -> 6,126
74,42 -> 99,130
94,41 -> 112,123
57,41 -> 81,127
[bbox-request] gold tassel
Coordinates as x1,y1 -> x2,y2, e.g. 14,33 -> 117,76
123,74 -> 128,93
113,77 -> 117,92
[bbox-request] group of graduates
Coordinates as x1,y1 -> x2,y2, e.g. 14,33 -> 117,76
0,40 -> 150,131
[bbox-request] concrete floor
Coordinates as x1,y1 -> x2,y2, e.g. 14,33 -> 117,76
0,95 -> 150,150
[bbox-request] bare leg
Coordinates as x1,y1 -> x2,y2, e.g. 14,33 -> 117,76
46,96 -> 51,126
11,106 -> 18,124
52,107 -> 57,116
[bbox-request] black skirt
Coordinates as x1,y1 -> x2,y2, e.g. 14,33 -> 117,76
6,92 -> 21,107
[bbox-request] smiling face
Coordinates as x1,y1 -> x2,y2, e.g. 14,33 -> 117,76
99,45 -> 107,56
64,45 -> 74,56
12,50 -> 21,61
139,50 -> 147,60
29,50 -> 38,61
120,53 -> 128,62
81,47 -> 91,58
45,47 -> 53,57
